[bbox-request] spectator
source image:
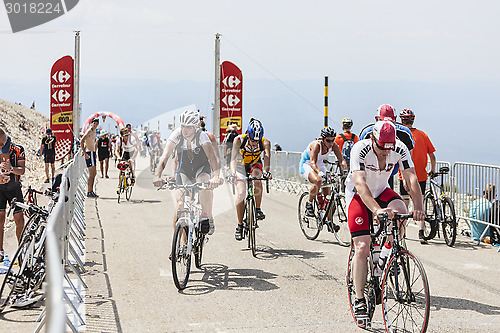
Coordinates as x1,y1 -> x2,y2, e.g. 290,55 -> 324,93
40,128 -> 57,183
0,128 -> 25,261
81,118 -> 99,197
335,117 -> 359,168
274,143 -> 283,151
399,108 -> 436,244
97,131 -> 111,178
468,184 -> 496,243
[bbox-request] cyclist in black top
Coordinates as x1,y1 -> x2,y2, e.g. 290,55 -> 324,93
40,128 -> 57,183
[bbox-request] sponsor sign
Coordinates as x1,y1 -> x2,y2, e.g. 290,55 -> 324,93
50,55 -> 74,160
220,61 -> 242,143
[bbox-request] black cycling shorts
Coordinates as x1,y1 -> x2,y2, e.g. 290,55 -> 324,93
176,164 -> 211,185
0,182 -> 24,214
44,151 -> 56,164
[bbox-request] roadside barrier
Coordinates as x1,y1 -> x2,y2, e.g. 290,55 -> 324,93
36,151 -> 87,332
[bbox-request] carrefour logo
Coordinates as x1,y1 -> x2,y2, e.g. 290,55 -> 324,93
4,0 -> 79,33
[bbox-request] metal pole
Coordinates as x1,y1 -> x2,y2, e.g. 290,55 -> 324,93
74,31 -> 80,137
324,76 -> 328,128
214,33 -> 221,142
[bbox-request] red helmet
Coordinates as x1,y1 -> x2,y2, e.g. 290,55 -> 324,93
400,108 -> 415,121
376,104 -> 396,121
117,161 -> 130,171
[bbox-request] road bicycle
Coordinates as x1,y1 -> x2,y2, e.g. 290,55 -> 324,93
297,160 -> 350,246
0,200 -> 50,312
423,166 -> 457,247
229,174 -> 270,257
150,149 -> 160,174
117,161 -> 133,203
23,186 -> 58,218
346,213 -> 431,332
160,181 -> 211,290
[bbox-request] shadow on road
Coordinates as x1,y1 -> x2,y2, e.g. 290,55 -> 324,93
253,245 -> 325,261
178,263 -> 279,295
431,295 -> 500,315
94,197 -> 161,204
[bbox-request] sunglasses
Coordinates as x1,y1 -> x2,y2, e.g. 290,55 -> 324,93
375,141 -> 392,151
324,138 -> 334,143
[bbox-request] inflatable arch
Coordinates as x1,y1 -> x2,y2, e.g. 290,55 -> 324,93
82,111 -> 125,133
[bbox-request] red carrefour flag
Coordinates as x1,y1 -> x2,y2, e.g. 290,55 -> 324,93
50,55 -> 74,161
220,61 -> 243,143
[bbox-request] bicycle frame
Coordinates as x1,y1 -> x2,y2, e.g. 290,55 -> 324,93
176,187 -> 203,257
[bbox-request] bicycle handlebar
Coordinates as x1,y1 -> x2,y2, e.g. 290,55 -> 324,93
158,181 -> 211,191
227,175 -> 270,195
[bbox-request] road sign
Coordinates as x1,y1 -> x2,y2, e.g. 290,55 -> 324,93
220,61 -> 242,143
50,55 -> 74,161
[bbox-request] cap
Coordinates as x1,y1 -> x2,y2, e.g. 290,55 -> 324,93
46,128 -> 52,133
1,136 -> 11,154
377,104 -> 396,121
372,121 -> 396,149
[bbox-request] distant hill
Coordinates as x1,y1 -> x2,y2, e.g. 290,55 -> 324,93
0,99 -> 48,187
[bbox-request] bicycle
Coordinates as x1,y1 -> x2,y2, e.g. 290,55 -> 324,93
229,174 -> 270,257
297,160 -> 350,246
346,213 -> 431,332
159,181 -> 210,290
150,149 -> 160,174
23,186 -> 58,218
117,161 -> 133,203
423,166 -> 457,247
0,200 -> 50,312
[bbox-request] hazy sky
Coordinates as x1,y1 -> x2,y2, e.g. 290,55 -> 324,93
1,1 -> 500,164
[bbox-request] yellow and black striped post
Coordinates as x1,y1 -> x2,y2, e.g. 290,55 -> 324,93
324,76 -> 328,128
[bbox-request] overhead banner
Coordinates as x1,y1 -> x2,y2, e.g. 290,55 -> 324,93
220,61 -> 243,143
50,55 -> 74,160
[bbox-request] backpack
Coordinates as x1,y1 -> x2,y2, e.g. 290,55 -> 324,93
340,133 -> 356,166
490,201 -> 500,245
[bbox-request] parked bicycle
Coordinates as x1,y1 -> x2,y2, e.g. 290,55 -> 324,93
0,200 -> 50,312
423,166 -> 457,246
298,160 -> 350,246
229,174 -> 270,257
117,161 -> 133,203
159,181 -> 210,290
346,213 -> 431,332
23,186 -> 58,217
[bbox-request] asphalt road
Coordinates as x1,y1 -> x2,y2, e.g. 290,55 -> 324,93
2,156 -> 500,332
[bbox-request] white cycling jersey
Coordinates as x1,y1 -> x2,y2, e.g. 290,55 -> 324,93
344,138 -> 413,201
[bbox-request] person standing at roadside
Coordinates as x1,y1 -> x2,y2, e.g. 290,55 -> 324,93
0,128 -> 25,261
40,128 -> 57,183
399,108 -> 436,243
335,117 -> 358,169
97,131 -> 111,178
81,118 -> 99,197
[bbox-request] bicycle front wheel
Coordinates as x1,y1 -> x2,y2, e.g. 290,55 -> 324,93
381,250 -> 430,333
0,235 -> 34,312
125,174 -> 133,201
441,196 -> 457,247
332,194 -> 350,247
248,198 -> 257,257
171,220 -> 191,290
298,192 -> 321,240
423,191 -> 438,240
117,173 -> 124,203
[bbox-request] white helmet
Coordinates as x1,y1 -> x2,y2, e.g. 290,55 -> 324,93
179,110 -> 199,126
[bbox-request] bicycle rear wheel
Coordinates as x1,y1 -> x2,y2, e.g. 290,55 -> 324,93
423,191 -> 438,240
347,245 -> 377,328
0,235 -> 34,313
332,194 -> 350,247
297,192 -> 321,240
441,196 -> 457,247
194,232 -> 205,269
248,198 -> 257,257
171,220 -> 191,290
381,250 -> 430,333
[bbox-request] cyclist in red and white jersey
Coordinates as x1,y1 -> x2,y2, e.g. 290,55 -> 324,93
344,120 -> 425,327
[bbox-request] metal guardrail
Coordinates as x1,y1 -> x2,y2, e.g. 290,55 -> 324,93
36,151 -> 88,333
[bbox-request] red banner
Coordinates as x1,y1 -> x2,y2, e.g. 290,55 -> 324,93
220,61 -> 243,143
50,55 -> 74,161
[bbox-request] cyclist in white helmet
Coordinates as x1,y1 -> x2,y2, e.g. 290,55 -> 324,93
153,109 -> 220,235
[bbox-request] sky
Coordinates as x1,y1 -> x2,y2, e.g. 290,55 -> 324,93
1,0 -> 499,164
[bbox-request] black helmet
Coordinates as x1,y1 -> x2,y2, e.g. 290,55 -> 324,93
321,126 -> 336,138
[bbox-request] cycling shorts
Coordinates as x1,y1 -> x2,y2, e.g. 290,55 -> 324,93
176,164 -> 211,185
300,163 -> 327,180
399,180 -> 426,197
347,187 -> 402,238
44,150 -> 56,164
0,182 -> 23,214
236,162 -> 262,180
121,151 -> 131,161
